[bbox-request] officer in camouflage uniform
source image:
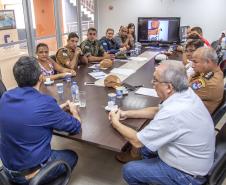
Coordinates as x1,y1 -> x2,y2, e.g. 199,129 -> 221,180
80,27 -> 110,63
189,47 -> 224,114
56,32 -> 87,70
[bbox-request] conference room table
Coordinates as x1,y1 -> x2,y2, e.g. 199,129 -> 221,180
40,49 -> 178,152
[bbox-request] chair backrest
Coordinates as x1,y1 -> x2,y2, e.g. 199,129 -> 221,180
0,160 -> 71,185
0,167 -> 16,185
207,123 -> 226,185
50,55 -> 56,62
212,88 -> 226,126
0,79 -> 7,99
29,160 -> 71,185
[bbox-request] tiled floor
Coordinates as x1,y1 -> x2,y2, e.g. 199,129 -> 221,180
51,136 -> 127,185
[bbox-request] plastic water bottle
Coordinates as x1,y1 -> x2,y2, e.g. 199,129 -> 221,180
221,37 -> 226,50
71,81 -> 79,104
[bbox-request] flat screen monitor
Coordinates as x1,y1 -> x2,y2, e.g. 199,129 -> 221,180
138,17 -> 180,44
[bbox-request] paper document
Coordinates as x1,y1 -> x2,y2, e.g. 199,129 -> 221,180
111,68 -> 135,76
129,57 -> 148,61
88,64 -> 107,70
135,87 -> 158,97
88,64 -> 99,69
88,71 -> 107,79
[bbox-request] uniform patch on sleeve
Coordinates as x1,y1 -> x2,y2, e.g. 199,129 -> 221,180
63,52 -> 68,57
204,72 -> 214,80
191,78 -> 206,90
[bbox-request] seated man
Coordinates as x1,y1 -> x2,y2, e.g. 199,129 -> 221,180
56,32 -> 88,69
99,28 -> 126,54
0,56 -> 81,185
183,39 -> 204,77
190,47 -> 224,114
189,26 -> 210,47
114,26 -> 131,50
80,27 -> 110,63
109,60 -> 215,185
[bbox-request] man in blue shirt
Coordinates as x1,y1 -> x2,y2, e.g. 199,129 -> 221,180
0,56 -> 81,184
99,28 -> 126,54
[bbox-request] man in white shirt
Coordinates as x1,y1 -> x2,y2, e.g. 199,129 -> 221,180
109,60 -> 215,185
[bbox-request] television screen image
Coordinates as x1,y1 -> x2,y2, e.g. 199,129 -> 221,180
0,10 -> 16,30
148,20 -> 169,41
138,17 -> 180,44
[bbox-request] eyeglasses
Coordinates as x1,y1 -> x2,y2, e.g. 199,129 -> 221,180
152,77 -> 171,85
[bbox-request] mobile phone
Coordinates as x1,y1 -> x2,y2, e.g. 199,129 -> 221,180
84,82 -> 95,85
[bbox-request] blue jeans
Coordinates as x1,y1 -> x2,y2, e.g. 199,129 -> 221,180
122,147 -> 206,185
4,149 -> 78,185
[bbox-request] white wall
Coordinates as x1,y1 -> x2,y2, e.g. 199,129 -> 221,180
97,0 -> 226,42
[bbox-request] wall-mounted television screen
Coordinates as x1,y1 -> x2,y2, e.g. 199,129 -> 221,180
0,10 -> 16,30
138,17 -> 180,44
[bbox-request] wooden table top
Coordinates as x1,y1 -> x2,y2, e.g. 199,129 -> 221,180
40,52 -> 162,152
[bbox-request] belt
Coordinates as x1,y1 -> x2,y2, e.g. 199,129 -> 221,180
192,175 -> 206,180
6,164 -> 42,177
4,159 -> 48,177
184,171 -> 206,180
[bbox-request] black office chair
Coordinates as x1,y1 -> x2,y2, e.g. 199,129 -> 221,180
211,41 -> 224,65
0,79 -> 7,99
50,55 -> 57,62
205,122 -> 226,185
212,88 -> 226,126
219,59 -> 226,78
0,160 -> 71,185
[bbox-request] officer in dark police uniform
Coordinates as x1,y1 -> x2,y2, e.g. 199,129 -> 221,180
99,28 -> 125,54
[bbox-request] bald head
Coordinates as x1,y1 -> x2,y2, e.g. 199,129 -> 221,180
193,47 -> 218,64
192,47 -> 218,73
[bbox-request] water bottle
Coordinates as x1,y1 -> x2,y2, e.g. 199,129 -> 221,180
71,81 -> 79,104
221,37 -> 226,50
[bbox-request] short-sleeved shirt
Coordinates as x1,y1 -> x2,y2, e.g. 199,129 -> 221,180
137,88 -> 215,176
0,87 -> 81,171
38,59 -> 55,76
56,46 -> 82,69
99,36 -> 120,54
114,33 -> 128,47
80,39 -> 105,57
189,67 -> 224,114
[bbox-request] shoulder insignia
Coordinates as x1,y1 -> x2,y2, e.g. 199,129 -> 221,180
103,42 -> 107,46
191,78 -> 206,90
203,71 -> 214,80
62,52 -> 68,57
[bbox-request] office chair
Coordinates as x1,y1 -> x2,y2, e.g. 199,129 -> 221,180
0,79 -> 7,99
50,55 -> 57,62
0,160 -> 71,185
212,88 -> 226,126
206,122 -> 226,185
218,59 -> 226,77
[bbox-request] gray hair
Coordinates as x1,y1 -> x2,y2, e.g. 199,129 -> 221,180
160,60 -> 189,92
198,47 -> 218,64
